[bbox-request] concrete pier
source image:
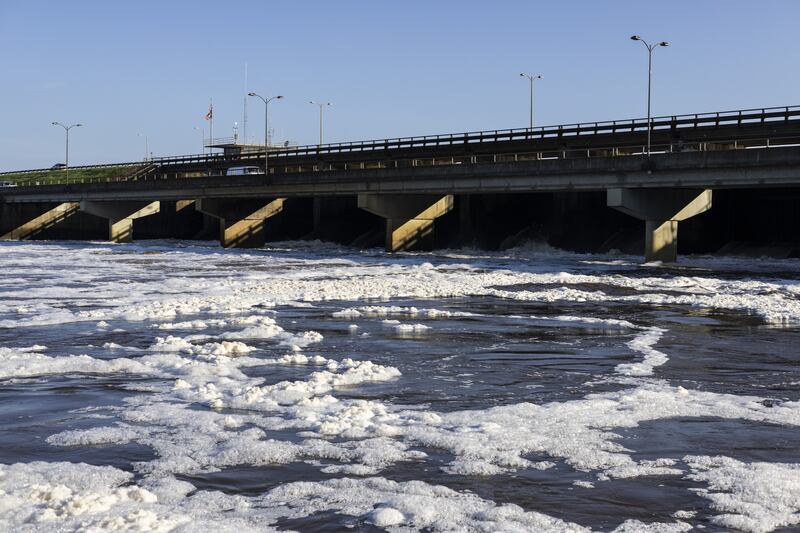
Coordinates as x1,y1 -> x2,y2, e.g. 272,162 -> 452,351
196,198 -> 285,248
358,194 -> 454,252
80,201 -> 161,243
607,188 -> 712,262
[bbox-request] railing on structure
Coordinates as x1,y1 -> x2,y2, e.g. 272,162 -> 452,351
204,137 -> 298,148
259,136 -> 800,175
151,105 -> 800,167
13,135 -> 800,187
2,105 -> 799,184
263,105 -> 800,159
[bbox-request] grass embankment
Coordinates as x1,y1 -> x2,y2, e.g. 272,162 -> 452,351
0,165 -> 139,186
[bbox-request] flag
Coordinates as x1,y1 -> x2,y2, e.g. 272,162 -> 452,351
204,104 -> 213,121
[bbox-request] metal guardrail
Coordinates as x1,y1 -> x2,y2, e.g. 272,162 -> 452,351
204,136 -> 296,148
264,105 -> 800,158
2,105 -> 799,178
11,136 -> 800,187
148,105 -> 800,167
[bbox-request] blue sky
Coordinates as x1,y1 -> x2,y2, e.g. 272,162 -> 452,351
1,0 -> 798,170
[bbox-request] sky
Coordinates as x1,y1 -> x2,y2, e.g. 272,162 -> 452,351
1,0 -> 798,171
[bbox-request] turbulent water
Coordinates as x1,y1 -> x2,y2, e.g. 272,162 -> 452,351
1,240 -> 800,532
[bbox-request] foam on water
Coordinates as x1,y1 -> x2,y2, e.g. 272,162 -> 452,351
684,455 -> 800,533
0,460 -> 697,533
1,240 -> 799,531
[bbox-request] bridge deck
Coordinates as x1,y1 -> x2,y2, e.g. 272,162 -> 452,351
2,105 -> 800,203
5,147 -> 800,203
3,104 -> 800,176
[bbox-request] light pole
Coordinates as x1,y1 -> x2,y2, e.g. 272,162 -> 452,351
51,121 -> 82,178
630,35 -> 669,156
137,133 -> 149,161
248,92 -> 284,176
309,101 -> 331,146
519,73 -> 542,129
194,125 -> 205,154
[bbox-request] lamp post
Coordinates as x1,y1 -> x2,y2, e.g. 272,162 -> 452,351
137,133 -> 149,161
309,101 -> 331,146
248,92 -> 284,176
51,121 -> 82,178
194,125 -> 205,154
630,35 -> 670,156
519,73 -> 542,129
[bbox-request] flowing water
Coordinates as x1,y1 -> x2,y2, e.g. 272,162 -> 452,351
1,240 -> 799,532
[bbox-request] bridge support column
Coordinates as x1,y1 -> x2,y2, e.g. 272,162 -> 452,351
80,201 -> 161,243
358,194 -> 453,252
1,202 -> 81,240
196,198 -> 285,248
607,188 -> 712,262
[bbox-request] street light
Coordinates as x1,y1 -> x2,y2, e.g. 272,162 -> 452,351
193,125 -> 205,154
51,121 -> 82,178
630,35 -> 670,156
137,133 -> 149,161
519,73 -> 543,129
248,92 -> 284,176
309,101 -> 332,146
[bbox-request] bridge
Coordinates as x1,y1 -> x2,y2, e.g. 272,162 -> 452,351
2,105 -> 800,261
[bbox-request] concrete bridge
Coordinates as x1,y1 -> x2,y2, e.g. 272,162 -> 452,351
3,105 -> 800,261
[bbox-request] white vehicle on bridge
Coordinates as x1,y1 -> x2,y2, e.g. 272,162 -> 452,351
0,180 -> 18,187
225,166 -> 262,176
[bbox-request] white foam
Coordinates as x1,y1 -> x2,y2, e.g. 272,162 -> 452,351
0,462 -> 185,532
400,384 -> 800,478
3,242 -> 800,530
334,305 -> 474,319
4,244 -> 799,328
0,461 -> 274,532
611,519 -> 692,532
685,455 -> 800,533
393,323 -> 430,334
615,327 -> 669,377
260,476 -> 589,532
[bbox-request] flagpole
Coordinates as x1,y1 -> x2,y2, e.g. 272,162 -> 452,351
243,62 -> 248,146
209,98 -> 213,154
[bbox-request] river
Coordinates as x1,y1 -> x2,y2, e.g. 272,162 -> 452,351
1,240 -> 799,532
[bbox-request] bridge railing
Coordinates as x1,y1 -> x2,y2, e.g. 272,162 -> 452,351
258,105 -> 800,158
9,135 -> 800,187
3,105 -> 800,179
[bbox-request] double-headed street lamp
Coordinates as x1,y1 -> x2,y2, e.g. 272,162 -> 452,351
519,73 -> 542,129
309,101 -> 331,146
248,92 -> 284,176
51,121 -> 82,176
630,35 -> 670,156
